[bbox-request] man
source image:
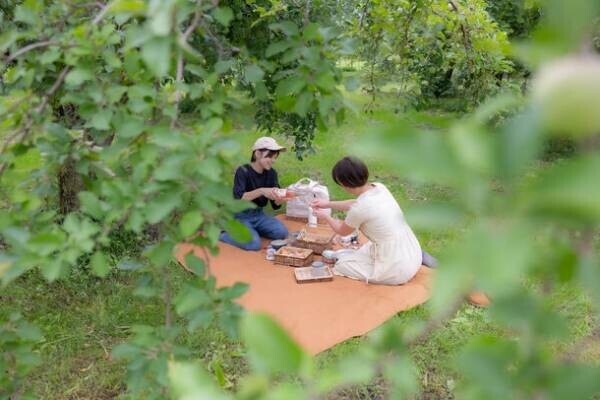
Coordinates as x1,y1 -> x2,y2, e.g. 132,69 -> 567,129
220,136 -> 290,250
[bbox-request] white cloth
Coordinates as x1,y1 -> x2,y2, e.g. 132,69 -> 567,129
334,183 -> 422,285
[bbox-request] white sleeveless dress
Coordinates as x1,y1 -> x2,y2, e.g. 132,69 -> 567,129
334,183 -> 422,285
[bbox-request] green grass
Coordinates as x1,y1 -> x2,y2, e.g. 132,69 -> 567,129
1,95 -> 597,399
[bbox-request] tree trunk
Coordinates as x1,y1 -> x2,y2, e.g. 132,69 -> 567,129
58,157 -> 83,215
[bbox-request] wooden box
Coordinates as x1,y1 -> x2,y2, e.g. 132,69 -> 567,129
294,266 -> 334,283
274,246 -> 314,267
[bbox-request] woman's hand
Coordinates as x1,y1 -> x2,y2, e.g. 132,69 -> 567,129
310,198 -> 330,209
313,207 -> 330,220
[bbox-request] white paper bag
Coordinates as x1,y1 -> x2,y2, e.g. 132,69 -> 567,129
286,178 -> 331,219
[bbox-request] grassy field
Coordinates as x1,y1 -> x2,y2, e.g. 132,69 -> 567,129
1,94 -> 596,399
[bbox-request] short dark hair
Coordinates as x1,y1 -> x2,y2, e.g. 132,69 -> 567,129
251,149 -> 280,162
332,156 -> 369,188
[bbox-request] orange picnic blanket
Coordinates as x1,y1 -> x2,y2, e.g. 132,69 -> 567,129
175,216 -> 433,355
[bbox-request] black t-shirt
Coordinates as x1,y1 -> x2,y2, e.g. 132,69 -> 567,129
233,164 -> 281,210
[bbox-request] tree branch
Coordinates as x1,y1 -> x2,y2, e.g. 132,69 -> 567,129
303,0 -> 311,27
448,0 -> 472,51
0,66 -> 70,177
5,40 -> 57,63
0,3 -> 109,177
358,0 -> 370,30
171,5 -> 203,128
164,264 -> 172,328
92,2 -> 110,25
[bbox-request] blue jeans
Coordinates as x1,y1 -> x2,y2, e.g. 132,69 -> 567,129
219,208 -> 288,251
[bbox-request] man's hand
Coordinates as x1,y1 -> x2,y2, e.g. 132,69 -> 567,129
260,187 -> 277,200
272,188 -> 288,203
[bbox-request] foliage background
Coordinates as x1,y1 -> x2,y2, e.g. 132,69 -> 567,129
1,0 -> 600,399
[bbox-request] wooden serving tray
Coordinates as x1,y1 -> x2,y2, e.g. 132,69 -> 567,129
294,266 -> 334,283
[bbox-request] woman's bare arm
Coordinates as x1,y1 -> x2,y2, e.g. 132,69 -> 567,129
312,198 -> 356,211
319,213 -> 355,236
327,199 -> 356,211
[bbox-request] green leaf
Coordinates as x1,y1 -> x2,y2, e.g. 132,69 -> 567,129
175,284 -> 211,315
275,76 -> 305,97
302,23 -> 321,41
154,155 -> 185,181
141,37 -> 171,77
526,155 -> 600,222
405,202 -> 464,231
115,116 -> 145,138
39,47 -> 61,64
145,193 -> 181,224
109,0 -> 147,14
198,158 -> 223,182
385,355 -> 420,399
219,282 -> 248,300
265,41 -> 292,57
143,241 -> 174,266
547,365 -> 600,400
214,60 -> 234,74
148,3 -> 173,36
241,313 -> 309,375
212,7 -> 234,27
496,107 -> 543,180
184,253 -> 205,277
270,21 -> 299,37
337,355 -> 376,385
15,321 -> 43,342
244,64 -> 264,83
90,251 -> 111,277
205,223 -> 221,247
456,336 -> 517,399
179,211 -> 204,237
41,259 -> 67,281
65,68 -> 93,86
88,109 -> 113,131
489,291 -> 568,339
78,192 -> 104,219
294,91 -> 313,117
28,232 -> 64,256
188,309 -> 213,331
224,220 -> 252,243
168,361 -> 231,400
14,1 -> 41,26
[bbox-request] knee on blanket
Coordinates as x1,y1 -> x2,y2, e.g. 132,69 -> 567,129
270,226 -> 288,240
239,237 -> 262,251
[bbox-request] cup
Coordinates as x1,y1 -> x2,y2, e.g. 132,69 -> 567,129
322,250 -> 336,264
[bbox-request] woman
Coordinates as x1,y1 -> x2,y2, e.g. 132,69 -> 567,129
311,156 -> 422,285
220,136 -> 289,251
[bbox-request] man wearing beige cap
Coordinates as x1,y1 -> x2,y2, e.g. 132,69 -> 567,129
220,136 -> 290,250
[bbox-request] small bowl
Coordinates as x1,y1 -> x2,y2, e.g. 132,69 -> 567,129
311,261 -> 325,268
270,239 -> 288,250
322,250 -> 335,259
